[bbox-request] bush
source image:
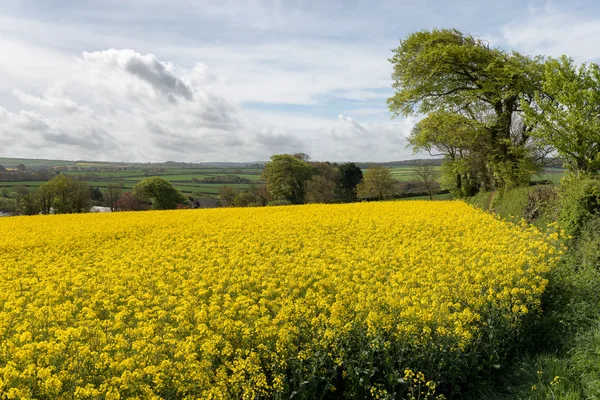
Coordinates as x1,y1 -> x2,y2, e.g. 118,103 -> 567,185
0,197 -> 16,212
233,192 -> 257,207
469,191 -> 493,210
469,186 -> 558,227
558,174 -> 600,237
490,187 -> 531,223
574,216 -> 600,271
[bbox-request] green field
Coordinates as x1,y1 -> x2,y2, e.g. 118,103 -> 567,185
0,157 -> 566,199
0,157 -> 264,198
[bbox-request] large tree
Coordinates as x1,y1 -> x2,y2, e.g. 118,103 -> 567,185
47,175 -> 92,213
524,56 -> 600,175
413,163 -> 441,200
339,162 -> 363,202
262,154 -> 315,204
104,183 -> 124,212
36,182 -> 55,214
388,28 -> 544,193
133,177 -> 185,210
356,166 -> 398,200
305,162 -> 340,204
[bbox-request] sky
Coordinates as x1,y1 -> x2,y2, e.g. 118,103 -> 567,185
1,0 -> 600,163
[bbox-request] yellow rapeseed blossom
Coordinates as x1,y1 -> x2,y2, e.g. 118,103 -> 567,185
0,201 -> 558,398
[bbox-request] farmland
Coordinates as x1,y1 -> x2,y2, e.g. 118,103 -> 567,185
0,157 -> 564,199
0,157 -> 264,197
0,201 -> 559,398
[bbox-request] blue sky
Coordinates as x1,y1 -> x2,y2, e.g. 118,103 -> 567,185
1,0 -> 599,162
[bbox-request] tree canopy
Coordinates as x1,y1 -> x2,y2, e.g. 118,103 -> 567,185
524,55 -> 600,175
339,162 -> 364,202
262,154 -> 315,204
133,177 -> 185,210
389,28 -> 544,194
356,166 -> 398,200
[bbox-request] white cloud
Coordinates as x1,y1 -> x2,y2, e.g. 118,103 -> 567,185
158,41 -> 392,105
502,6 -> 600,61
0,49 -> 412,162
301,114 -> 417,162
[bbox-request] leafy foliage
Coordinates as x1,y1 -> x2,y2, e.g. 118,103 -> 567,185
132,176 -> 186,210
338,163 -> 364,202
356,166 -> 398,200
390,28 -> 544,193
524,56 -> 600,174
262,154 -> 315,204
47,175 -> 92,214
557,173 -> 600,237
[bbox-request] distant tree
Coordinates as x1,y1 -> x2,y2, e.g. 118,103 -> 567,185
90,186 -> 104,203
16,164 -> 27,172
248,182 -> 270,206
524,55 -> 600,175
47,175 -> 92,213
16,193 -> 39,215
356,166 -> 398,200
104,183 -> 124,212
339,162 -> 363,202
13,185 -> 29,197
306,175 -> 337,203
293,153 -> 311,162
0,187 -> 10,198
413,163 -> 441,200
115,192 -> 150,211
133,177 -> 186,210
305,162 -> 339,203
218,186 -> 240,207
262,154 -> 315,204
36,183 -> 55,214
0,197 -> 16,213
0,165 -> 6,172
233,191 -> 257,207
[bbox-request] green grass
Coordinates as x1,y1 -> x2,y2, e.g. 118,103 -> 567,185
0,161 -> 265,198
537,168 -> 565,184
396,192 -> 453,201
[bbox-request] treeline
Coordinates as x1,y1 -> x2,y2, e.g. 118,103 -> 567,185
197,175 -> 251,184
0,176 -> 99,215
0,175 -> 190,215
0,164 -> 55,182
216,153 -> 442,207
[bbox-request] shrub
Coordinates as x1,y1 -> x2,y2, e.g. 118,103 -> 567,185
469,190 -> 493,211
558,174 -> 600,237
233,191 -> 257,207
491,187 -> 531,223
0,197 -> 16,212
574,216 -> 600,271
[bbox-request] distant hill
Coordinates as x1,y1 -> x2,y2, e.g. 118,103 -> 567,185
0,156 -> 566,171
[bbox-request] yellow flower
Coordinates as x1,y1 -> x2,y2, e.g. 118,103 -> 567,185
0,201 -> 558,397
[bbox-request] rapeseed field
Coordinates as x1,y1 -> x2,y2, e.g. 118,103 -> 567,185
0,201 -> 559,399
